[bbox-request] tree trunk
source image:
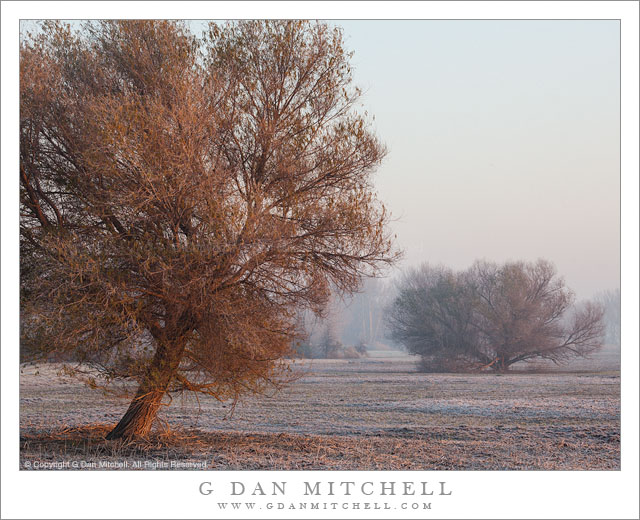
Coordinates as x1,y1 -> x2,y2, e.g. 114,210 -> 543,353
486,355 -> 509,372
106,325 -> 188,440
105,388 -> 165,440
495,356 -> 509,372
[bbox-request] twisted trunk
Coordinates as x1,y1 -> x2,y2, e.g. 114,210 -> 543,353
105,387 -> 166,440
106,320 -> 189,440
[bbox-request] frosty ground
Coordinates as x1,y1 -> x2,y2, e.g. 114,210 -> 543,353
19,348 -> 620,470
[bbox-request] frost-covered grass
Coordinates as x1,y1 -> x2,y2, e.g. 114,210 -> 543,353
19,351 -> 620,470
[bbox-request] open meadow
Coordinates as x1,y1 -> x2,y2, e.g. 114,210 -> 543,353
19,347 -> 620,471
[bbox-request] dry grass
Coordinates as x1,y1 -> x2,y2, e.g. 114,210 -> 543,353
20,422 -> 619,470
20,350 -> 620,470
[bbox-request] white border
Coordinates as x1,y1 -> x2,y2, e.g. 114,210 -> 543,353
2,2 -> 638,519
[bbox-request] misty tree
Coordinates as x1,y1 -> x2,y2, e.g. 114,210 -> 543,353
20,20 -> 397,439
295,277 -> 394,354
471,260 -> 604,371
293,293 -> 356,359
292,278 -> 395,358
387,260 -> 605,372
318,317 -> 344,359
340,277 -> 391,348
595,288 -> 621,347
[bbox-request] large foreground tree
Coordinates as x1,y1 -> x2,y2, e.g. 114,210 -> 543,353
20,20 -> 397,439
387,260 -> 604,372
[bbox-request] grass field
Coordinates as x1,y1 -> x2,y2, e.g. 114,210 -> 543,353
19,347 -> 620,470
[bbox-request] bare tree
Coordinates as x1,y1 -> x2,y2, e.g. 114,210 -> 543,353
20,20 -> 397,439
387,260 -> 604,372
471,260 -> 604,371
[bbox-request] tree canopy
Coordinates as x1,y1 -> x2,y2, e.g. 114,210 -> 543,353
20,20 -> 397,438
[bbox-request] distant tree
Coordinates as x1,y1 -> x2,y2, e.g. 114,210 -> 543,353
355,339 -> 368,356
595,289 -> 621,347
318,320 -> 343,359
310,277 -> 394,350
289,337 -> 311,359
20,20 -> 397,439
387,260 -> 605,372
345,277 -> 390,347
294,295 -> 371,359
471,260 -> 604,371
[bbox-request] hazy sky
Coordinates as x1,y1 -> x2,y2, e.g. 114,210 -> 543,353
335,20 -> 620,300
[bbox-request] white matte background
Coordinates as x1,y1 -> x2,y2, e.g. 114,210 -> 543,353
2,2 -> 638,519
